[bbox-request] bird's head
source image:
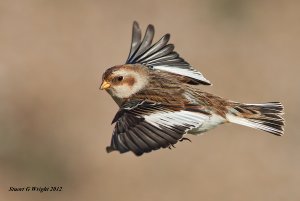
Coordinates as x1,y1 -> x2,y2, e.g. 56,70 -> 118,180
100,64 -> 149,99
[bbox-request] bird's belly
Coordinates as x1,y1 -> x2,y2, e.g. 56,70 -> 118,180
187,114 -> 226,135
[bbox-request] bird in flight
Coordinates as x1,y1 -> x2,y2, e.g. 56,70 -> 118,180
100,21 -> 284,156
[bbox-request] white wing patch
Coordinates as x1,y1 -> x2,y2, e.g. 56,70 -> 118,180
153,66 -> 211,85
144,110 -> 209,130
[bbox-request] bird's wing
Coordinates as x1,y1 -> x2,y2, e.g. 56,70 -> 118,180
126,21 -> 211,85
106,100 -> 209,156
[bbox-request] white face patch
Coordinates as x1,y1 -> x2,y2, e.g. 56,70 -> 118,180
110,69 -> 148,99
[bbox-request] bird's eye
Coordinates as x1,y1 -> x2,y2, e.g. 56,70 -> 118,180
117,76 -> 123,81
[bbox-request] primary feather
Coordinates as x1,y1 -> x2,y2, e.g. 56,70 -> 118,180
126,21 -> 211,85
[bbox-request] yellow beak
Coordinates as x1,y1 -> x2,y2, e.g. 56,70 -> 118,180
100,80 -> 111,90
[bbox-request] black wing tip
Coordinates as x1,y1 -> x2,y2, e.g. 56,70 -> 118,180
164,33 -> 171,40
133,21 -> 140,29
106,146 -> 116,153
132,21 -> 141,34
106,146 -> 145,156
197,79 -> 212,85
133,21 -> 154,32
133,20 -> 138,25
147,24 -> 155,31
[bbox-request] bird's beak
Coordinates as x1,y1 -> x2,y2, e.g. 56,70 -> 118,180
100,80 -> 111,90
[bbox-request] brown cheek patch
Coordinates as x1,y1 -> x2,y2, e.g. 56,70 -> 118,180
124,77 -> 136,88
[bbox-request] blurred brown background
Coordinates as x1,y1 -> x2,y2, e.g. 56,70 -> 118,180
0,0 -> 299,200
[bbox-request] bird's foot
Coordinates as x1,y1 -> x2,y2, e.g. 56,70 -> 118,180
168,144 -> 176,149
179,137 -> 192,143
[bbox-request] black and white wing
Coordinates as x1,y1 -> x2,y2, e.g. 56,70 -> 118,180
126,21 -> 211,85
106,101 -> 209,156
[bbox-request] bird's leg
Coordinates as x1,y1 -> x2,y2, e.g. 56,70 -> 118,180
179,137 -> 192,143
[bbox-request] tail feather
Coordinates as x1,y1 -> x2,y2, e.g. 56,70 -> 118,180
227,102 -> 285,136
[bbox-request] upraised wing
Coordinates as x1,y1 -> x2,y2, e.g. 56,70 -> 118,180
126,21 -> 211,85
106,101 -> 209,156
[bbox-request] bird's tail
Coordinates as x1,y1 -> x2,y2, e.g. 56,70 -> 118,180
226,102 -> 284,136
